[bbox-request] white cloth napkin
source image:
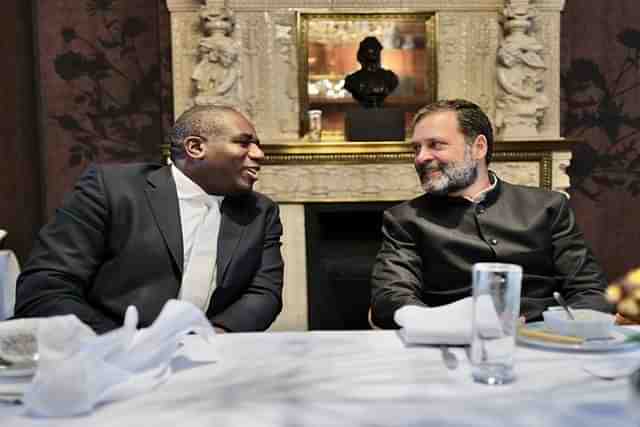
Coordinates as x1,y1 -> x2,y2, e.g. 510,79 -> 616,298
394,296 -> 502,345
22,299 -> 216,417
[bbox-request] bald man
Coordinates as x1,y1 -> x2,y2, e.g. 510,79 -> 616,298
16,105 -> 284,333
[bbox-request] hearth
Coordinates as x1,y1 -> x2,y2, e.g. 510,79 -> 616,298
305,202 -> 396,330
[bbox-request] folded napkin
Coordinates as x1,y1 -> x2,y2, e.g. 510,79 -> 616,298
22,299 -> 216,417
394,296 -> 502,345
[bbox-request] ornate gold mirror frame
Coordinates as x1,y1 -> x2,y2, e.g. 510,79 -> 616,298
297,12 -> 437,140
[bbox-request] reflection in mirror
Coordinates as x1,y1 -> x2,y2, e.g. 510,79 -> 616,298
298,13 -> 436,140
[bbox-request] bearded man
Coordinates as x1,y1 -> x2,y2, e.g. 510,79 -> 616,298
370,99 -> 612,328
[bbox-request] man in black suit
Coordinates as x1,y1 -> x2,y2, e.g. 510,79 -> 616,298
370,99 -> 612,329
15,105 -> 284,333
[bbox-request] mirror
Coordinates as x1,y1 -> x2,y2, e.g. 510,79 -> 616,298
298,12 -> 436,140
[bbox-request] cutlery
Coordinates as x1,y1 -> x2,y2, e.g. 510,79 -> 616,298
439,345 -> 459,370
553,291 -> 575,320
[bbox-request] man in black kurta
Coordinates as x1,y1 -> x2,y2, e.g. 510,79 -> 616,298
370,99 -> 612,329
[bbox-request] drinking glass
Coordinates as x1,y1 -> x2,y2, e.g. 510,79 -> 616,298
470,262 -> 522,385
307,109 -> 323,141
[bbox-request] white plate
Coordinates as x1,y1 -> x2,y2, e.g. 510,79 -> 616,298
0,319 -> 39,376
517,321 -> 640,352
0,362 -> 36,377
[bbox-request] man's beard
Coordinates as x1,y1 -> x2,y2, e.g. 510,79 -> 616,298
416,147 -> 479,196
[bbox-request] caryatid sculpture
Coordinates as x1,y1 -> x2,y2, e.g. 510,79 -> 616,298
496,0 -> 549,138
191,5 -> 240,106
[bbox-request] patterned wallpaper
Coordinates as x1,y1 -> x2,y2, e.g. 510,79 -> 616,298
35,0 -> 173,216
562,0 -> 640,279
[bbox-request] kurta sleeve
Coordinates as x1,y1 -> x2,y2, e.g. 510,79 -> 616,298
370,210 -> 427,328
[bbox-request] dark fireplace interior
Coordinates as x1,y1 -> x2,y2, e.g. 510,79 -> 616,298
305,202 -> 397,330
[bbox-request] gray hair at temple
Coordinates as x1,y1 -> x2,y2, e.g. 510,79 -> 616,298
169,105 -> 238,161
411,99 -> 495,165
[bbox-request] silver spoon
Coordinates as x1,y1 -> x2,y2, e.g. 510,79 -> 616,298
553,291 -> 575,320
439,345 -> 459,370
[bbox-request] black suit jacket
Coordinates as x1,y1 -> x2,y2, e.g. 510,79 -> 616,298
371,177 -> 613,329
15,163 -> 284,333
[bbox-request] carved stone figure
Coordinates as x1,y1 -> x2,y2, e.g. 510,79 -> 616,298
344,37 -> 399,108
275,23 -> 299,135
192,5 -> 240,106
496,0 -> 549,138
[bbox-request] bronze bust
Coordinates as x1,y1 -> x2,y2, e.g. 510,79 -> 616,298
344,37 -> 399,108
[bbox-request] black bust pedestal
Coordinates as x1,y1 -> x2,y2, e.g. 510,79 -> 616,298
345,108 -> 405,141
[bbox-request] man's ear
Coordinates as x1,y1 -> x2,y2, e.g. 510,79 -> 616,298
183,136 -> 206,160
472,134 -> 488,161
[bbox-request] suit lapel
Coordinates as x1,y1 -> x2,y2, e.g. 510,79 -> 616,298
145,166 -> 184,274
218,196 -> 249,284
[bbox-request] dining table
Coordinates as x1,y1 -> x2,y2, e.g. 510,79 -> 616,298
1,328 -> 639,426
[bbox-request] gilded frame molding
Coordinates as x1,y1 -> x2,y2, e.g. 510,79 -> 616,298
297,12 -> 437,138
263,140 -> 577,190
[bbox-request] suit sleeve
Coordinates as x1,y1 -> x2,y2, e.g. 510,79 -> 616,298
14,165 -> 119,333
370,210 -> 427,329
210,201 -> 284,332
550,194 -> 614,313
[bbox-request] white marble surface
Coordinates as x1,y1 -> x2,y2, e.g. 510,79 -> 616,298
1,330 -> 639,426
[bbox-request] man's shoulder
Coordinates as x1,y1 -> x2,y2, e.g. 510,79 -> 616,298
498,179 -> 567,205
384,194 -> 429,219
91,162 -> 165,177
75,162 -> 166,192
226,190 -> 278,210
250,191 -> 278,208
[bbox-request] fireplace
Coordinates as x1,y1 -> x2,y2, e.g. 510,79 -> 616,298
305,202 -> 395,330
165,0 -> 573,331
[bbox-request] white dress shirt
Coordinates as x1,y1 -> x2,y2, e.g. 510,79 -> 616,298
171,165 -> 224,310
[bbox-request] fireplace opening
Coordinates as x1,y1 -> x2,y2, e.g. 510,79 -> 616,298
305,202 -> 398,330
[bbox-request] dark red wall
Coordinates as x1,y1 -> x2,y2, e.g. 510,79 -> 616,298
562,0 -> 640,281
0,0 -> 172,263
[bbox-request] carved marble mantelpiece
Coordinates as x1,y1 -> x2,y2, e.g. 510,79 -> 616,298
256,140 -> 574,201
166,0 -> 570,331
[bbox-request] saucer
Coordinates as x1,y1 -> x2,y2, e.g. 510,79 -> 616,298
0,362 -> 36,377
517,321 -> 639,352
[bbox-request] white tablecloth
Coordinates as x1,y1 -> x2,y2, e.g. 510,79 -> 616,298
1,330 -> 639,426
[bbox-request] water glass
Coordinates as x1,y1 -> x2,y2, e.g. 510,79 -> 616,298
307,109 -> 323,141
470,262 -> 522,385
